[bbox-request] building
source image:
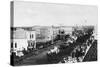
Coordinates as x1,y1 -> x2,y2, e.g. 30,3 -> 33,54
11,28 -> 36,56
34,26 -> 53,42
26,30 -> 36,49
11,28 -> 28,56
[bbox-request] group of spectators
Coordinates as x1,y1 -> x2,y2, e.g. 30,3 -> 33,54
47,26 -> 97,63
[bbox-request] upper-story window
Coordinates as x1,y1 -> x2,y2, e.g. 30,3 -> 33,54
11,42 -> 13,48
30,34 -> 31,39
30,34 -> 34,39
15,43 -> 17,48
32,34 -> 34,38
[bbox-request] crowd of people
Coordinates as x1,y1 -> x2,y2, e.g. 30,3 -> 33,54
47,26 -> 97,63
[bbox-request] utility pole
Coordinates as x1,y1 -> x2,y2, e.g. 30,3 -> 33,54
34,31 -> 36,49
51,25 -> 53,44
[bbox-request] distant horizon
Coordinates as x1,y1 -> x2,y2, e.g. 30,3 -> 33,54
11,25 -> 97,28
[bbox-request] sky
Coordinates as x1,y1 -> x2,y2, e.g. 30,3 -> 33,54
13,1 -> 98,27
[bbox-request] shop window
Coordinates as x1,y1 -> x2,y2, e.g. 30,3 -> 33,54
31,42 -> 33,46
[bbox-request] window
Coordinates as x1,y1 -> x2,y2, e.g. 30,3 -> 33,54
30,34 -> 31,39
32,34 -> 34,38
11,42 -> 13,48
31,42 -> 33,46
15,43 -> 17,48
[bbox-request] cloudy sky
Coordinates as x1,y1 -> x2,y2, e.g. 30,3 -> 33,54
13,1 -> 98,27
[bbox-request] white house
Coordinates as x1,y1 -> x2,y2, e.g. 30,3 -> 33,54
11,28 -> 36,56
12,28 -> 28,51
26,30 -> 36,49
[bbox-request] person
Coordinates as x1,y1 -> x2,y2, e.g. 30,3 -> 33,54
72,50 -> 76,58
75,47 -> 81,62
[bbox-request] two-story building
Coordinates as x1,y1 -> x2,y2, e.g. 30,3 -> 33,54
11,28 -> 36,56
